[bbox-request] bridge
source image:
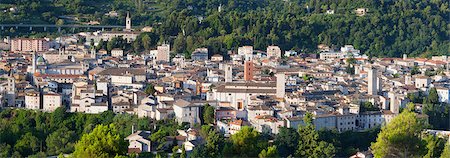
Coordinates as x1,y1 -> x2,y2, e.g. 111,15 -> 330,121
0,24 -> 128,32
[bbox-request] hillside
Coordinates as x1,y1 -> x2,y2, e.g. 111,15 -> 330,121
0,0 -> 448,57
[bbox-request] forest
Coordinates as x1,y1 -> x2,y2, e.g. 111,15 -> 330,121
0,107 -> 378,158
0,0 -> 448,57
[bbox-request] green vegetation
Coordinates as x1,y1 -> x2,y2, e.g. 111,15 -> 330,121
422,87 -> 450,130
0,108 -> 152,157
1,0 -> 448,57
72,124 -> 127,158
296,113 -> 336,157
202,104 -> 215,125
371,103 -> 448,158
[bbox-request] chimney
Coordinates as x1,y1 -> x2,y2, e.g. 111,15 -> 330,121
403,54 -> 407,60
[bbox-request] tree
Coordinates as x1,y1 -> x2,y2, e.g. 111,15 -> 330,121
203,104 -> 215,125
144,84 -> 156,95
14,132 -> 40,157
180,145 -> 186,158
0,143 -> 11,157
425,87 -> 439,104
142,34 -> 151,50
371,107 -> 427,157
411,66 -> 421,75
259,146 -> 279,158
133,40 -> 141,53
46,127 -> 76,155
441,143 -> 450,158
205,130 -> 224,157
423,135 -> 445,158
107,38 -> 118,52
296,113 -> 336,158
72,124 -> 127,158
274,127 -> 299,157
230,126 -> 263,157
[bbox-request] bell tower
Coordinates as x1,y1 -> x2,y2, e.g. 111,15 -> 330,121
126,11 -> 132,30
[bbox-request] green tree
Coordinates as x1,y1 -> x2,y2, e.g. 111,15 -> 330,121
14,132 -> 40,157
180,145 -> 186,158
371,107 -> 427,157
203,104 -> 215,124
46,127 -> 76,155
142,34 -> 152,50
296,113 -> 336,158
425,87 -> 439,104
423,135 -> 445,158
259,145 -> 279,158
441,143 -> 450,158
72,124 -> 127,158
205,130 -> 224,157
230,126 -> 263,157
274,127 -> 299,157
0,143 -> 11,157
144,84 -> 156,95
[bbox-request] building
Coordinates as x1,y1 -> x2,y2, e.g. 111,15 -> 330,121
25,90 -> 40,110
125,12 -> 132,31
208,82 -> 277,111
415,76 -> 431,89
211,54 -> 223,62
244,61 -> 254,81
173,99 -> 201,125
224,64 -> 233,83
238,46 -> 253,61
156,44 -> 170,62
11,38 -> 49,52
436,87 -> 450,104
320,52 -> 342,60
191,48 -> 208,61
125,130 -> 152,153
266,46 -> 282,58
368,67 -> 377,95
276,73 -> 285,99
43,92 -> 62,112
111,49 -> 124,57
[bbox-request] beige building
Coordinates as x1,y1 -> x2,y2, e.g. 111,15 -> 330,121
43,92 -> 62,112
266,46 -> 282,58
25,90 -> 40,110
156,44 -> 170,62
111,48 -> 124,57
11,38 -> 49,52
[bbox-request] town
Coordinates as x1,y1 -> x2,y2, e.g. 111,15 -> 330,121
1,5 -> 450,158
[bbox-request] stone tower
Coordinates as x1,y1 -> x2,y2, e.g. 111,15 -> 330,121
126,12 -> 132,30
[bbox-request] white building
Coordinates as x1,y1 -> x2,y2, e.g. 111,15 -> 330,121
436,87 -> 450,104
111,49 -> 124,57
173,99 -> 201,125
125,130 -> 152,153
25,90 -> 40,110
43,92 -> 62,112
368,67 -> 378,95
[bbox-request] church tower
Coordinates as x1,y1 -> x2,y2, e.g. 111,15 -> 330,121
126,11 -> 132,30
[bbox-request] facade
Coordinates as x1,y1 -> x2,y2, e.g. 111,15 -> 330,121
156,44 -> 170,62
43,92 -> 62,112
25,90 -> 40,110
125,131 -> 152,153
436,87 -> 450,104
111,49 -> 124,57
191,48 -> 208,61
11,38 -> 49,52
173,99 -> 201,125
244,61 -> 254,81
266,46 -> 282,58
368,67 -> 377,95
